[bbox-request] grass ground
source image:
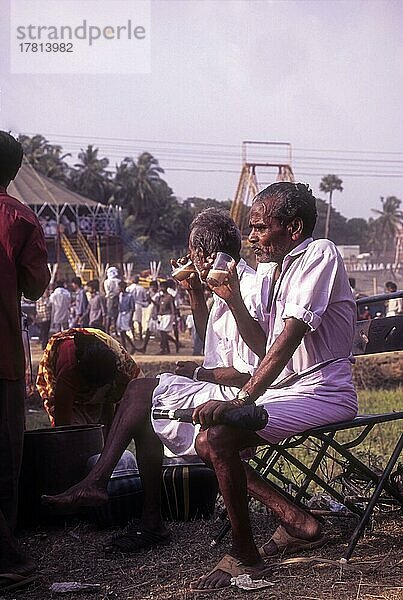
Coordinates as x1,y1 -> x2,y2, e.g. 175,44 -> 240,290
13,345 -> 403,600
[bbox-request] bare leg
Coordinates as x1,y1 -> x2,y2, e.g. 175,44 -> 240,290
167,333 -> 179,353
192,426 -> 264,590
120,331 -> 135,353
139,330 -> 151,353
105,316 -> 111,335
244,462 -> 321,555
42,378 -> 162,523
192,426 -> 321,590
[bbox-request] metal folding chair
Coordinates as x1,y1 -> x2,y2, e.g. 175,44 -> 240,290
212,293 -> 403,561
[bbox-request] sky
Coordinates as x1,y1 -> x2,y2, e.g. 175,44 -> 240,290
0,0 -> 402,220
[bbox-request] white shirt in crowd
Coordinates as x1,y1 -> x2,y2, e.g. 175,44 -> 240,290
49,286 -> 71,326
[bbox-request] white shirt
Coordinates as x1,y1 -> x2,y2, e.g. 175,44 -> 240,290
49,287 -> 71,323
202,258 -> 259,375
127,283 -> 148,308
251,261 -> 278,334
265,238 -> 356,383
103,277 -> 120,299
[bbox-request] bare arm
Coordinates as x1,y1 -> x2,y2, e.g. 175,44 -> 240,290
193,317 -> 308,427
175,360 -> 250,388
197,366 -> 250,388
242,317 -> 309,400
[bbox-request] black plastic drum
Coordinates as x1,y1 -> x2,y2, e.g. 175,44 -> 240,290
18,424 -> 104,526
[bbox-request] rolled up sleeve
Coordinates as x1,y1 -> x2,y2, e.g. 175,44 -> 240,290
282,245 -> 339,331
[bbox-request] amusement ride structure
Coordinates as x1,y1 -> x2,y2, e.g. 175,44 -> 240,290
230,141 -> 294,234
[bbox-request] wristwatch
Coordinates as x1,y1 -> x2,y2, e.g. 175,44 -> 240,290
234,389 -> 252,406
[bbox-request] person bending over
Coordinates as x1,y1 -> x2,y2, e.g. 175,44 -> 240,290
37,328 -> 141,437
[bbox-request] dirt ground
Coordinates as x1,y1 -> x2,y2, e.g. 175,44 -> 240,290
9,508 -> 403,600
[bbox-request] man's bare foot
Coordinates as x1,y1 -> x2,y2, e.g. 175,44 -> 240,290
41,482 -> 108,513
190,554 -> 268,591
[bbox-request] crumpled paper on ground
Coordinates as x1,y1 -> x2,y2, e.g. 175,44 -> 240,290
230,573 -> 275,590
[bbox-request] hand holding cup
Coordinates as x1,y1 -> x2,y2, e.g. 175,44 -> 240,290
205,252 -> 233,287
171,256 -> 201,289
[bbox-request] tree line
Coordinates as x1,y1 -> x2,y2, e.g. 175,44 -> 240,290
19,134 -> 402,260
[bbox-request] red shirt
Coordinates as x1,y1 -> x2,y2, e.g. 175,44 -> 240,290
0,188 -> 50,380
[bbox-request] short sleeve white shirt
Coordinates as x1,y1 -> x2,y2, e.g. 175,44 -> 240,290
267,238 -> 356,382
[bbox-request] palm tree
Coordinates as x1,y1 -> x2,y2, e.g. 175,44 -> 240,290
319,175 -> 343,239
371,196 -> 402,255
18,134 -> 71,182
19,134 -> 50,169
69,145 -> 111,203
112,152 -> 166,217
135,152 -> 165,214
366,218 -> 382,258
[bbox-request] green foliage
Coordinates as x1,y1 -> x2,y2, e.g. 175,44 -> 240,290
19,134 -> 71,182
371,196 -> 402,254
319,174 -> 343,196
69,145 -> 112,204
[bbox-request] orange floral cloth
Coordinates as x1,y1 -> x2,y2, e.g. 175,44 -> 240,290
36,328 -> 141,425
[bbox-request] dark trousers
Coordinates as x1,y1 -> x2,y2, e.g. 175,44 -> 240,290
0,379 -> 25,529
38,319 -> 51,350
0,379 -> 26,569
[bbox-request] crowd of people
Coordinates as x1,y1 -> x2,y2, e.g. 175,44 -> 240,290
1,130 -> 401,593
32,270 -> 199,356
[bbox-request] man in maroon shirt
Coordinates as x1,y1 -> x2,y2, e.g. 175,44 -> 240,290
0,132 -> 50,591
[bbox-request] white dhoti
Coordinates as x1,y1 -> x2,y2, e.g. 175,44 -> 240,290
157,314 -> 174,332
256,359 -> 357,444
151,373 -> 239,457
116,311 -> 133,332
